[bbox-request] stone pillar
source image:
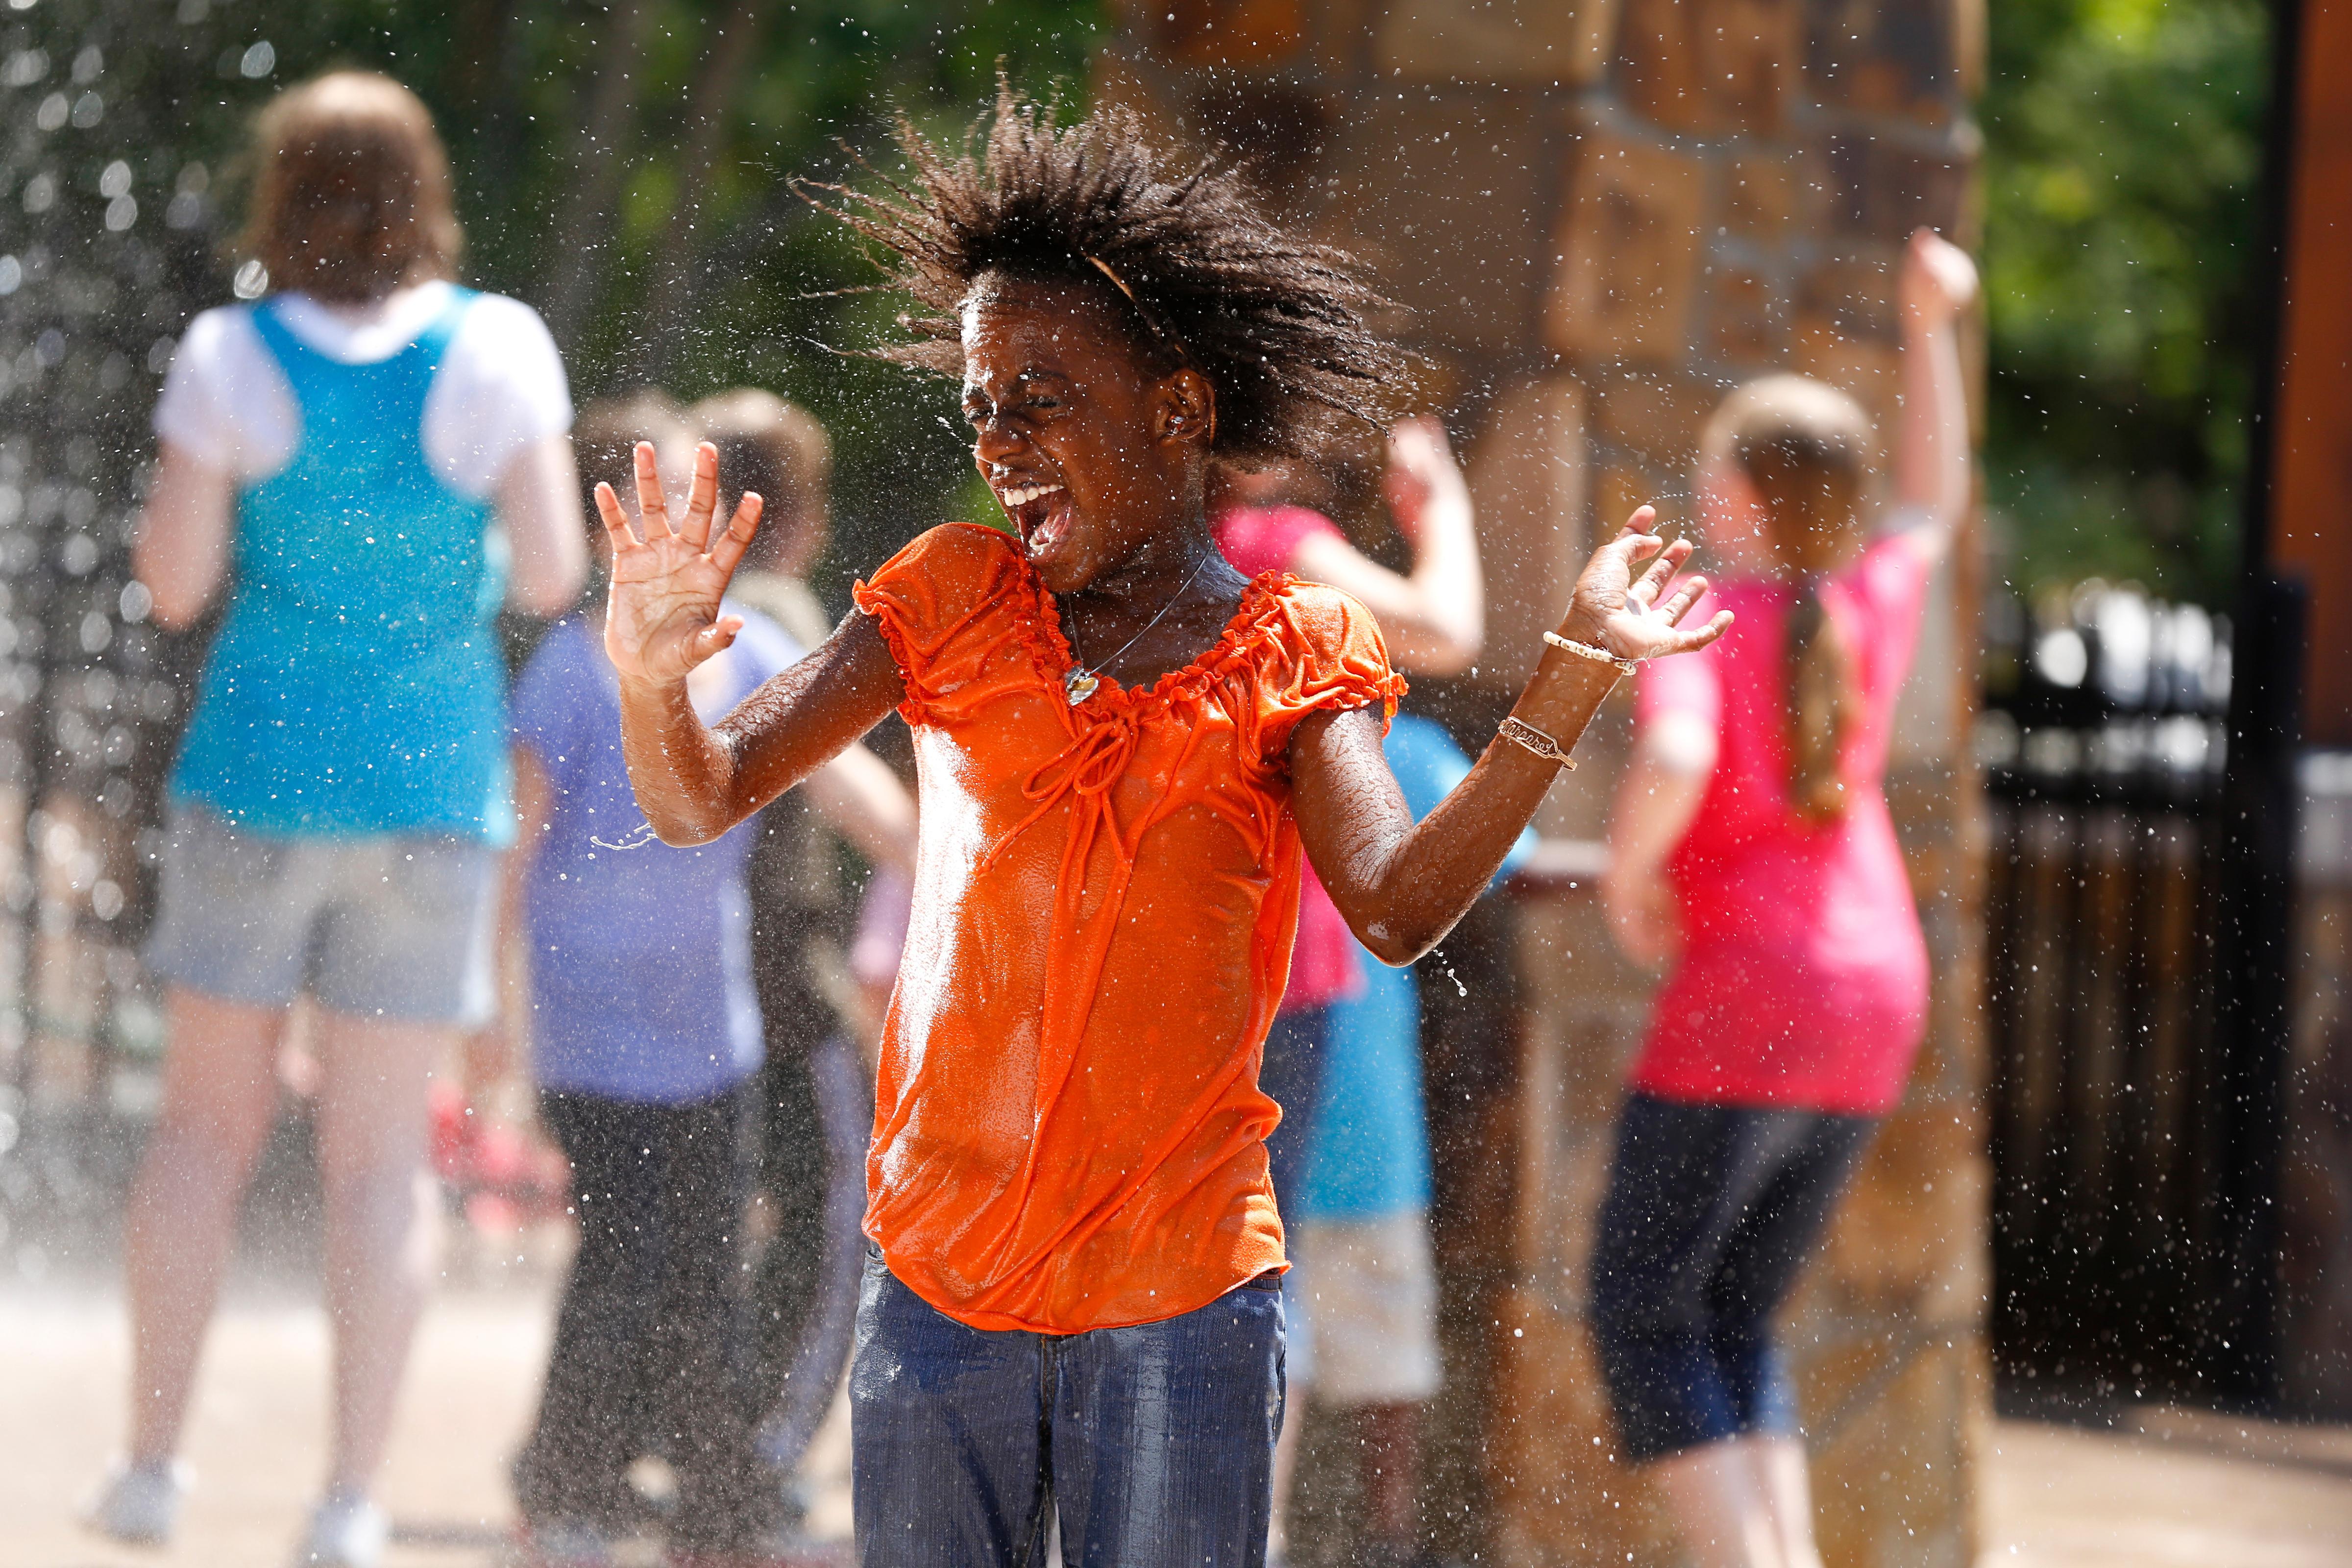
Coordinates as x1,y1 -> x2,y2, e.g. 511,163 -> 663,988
1100,4 -> 1985,1563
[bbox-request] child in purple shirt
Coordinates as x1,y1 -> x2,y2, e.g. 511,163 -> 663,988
501,404 -> 912,1565
506,599 -> 800,1561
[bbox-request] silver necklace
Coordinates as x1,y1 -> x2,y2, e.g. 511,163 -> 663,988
1062,549 -> 1215,706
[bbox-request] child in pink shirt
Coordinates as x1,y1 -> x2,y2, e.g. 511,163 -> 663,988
1627,525 -> 1936,1113
1593,229 -> 1979,1568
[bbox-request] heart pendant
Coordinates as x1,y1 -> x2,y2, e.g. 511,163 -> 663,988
1064,670 -> 1100,706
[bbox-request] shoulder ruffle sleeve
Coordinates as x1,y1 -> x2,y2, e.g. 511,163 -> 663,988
852,523 -> 1025,725
1242,579 -> 1408,769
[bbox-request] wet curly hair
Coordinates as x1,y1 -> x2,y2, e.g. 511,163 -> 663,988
804,82 -> 1407,465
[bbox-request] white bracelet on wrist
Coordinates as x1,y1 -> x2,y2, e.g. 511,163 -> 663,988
1543,631 -> 1639,676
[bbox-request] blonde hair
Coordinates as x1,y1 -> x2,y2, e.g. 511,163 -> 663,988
689,389 -> 833,575
1702,375 -> 1876,826
240,72 -> 461,305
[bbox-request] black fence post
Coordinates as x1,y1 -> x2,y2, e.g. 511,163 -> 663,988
2199,0 -> 2313,1414
2205,577 -> 2305,1408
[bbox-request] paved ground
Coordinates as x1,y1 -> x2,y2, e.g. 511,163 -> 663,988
5,1270 -> 2350,1568
0,1248 -> 852,1568
1981,1408 -> 2352,1568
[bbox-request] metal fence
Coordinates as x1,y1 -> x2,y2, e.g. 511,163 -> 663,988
1981,583 -> 2248,1403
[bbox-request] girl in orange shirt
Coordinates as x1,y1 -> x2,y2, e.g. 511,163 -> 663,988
601,89 -> 1726,1566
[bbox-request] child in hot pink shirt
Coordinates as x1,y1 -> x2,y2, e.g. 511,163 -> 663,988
1592,229 -> 1979,1568
1628,529 -> 1934,1114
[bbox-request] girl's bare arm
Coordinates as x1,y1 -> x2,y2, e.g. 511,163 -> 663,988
1287,418 -> 1484,674
1602,713 -> 1715,967
1893,228 -> 1980,568
133,441 -> 237,629
606,441 -> 904,845
498,433 -> 590,616
1292,515 -> 1729,964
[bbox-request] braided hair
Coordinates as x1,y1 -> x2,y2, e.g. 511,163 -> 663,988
803,81 -> 1407,465
1701,375 -> 1877,826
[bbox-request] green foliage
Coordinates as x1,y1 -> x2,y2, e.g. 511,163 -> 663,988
1981,0 -> 2271,604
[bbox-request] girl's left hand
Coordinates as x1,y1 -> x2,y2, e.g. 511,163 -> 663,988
1559,506 -> 1733,662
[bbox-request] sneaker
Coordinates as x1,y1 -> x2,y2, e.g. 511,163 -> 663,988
83,1458 -> 191,1545
291,1491 -> 390,1568
506,1516 -> 614,1568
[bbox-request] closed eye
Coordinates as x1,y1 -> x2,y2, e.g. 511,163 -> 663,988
964,395 -> 1060,428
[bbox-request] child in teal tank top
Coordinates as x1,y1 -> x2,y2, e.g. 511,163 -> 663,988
170,287 -> 514,842
94,71 -> 587,1568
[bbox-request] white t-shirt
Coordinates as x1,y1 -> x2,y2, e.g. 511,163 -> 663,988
153,280 -> 573,501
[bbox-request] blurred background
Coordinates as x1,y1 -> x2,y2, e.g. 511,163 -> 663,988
1,0 -> 2348,1565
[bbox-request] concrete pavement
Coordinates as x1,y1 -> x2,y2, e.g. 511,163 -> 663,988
4,1268 -> 2351,1567
0,1266 -> 853,1568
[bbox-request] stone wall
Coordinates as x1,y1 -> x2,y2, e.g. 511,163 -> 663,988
1101,3 -> 1986,1565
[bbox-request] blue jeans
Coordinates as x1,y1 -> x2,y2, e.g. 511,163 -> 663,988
850,1246 -> 1285,1566
1256,1004 -> 1328,1383
1588,1092 -> 1875,1463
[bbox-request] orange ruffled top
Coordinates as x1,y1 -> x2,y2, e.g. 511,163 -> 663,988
851,523 -> 1405,1334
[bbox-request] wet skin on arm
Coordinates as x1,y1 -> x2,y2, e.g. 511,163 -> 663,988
601,270 -> 1728,963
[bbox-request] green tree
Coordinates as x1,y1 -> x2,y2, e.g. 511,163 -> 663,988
1981,0 -> 2271,604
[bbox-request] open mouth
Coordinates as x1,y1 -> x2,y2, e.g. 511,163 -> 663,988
994,480 -> 1072,561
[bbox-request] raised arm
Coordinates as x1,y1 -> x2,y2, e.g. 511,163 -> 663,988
1288,417 -> 1484,674
1893,228 -> 1980,568
606,441 -> 904,845
1292,513 -> 1729,964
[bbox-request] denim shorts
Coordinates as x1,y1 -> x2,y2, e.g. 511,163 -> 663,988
145,806 -> 498,1026
850,1245 -> 1284,1566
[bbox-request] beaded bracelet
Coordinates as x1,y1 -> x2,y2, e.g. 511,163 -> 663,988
1498,716 -> 1576,769
1543,630 -> 1640,676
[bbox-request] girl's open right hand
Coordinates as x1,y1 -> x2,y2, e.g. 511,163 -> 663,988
599,441 -> 763,687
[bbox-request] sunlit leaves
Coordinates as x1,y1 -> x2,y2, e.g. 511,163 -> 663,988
1982,0 -> 2268,601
